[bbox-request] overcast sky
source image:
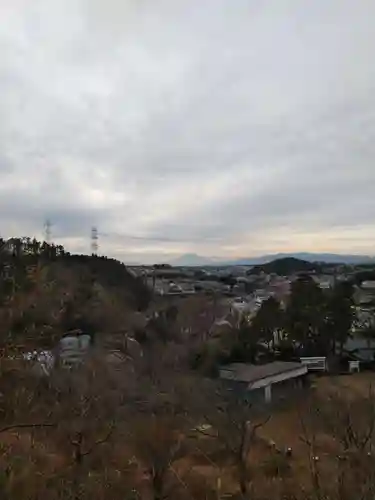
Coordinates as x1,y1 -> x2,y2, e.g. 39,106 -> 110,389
1,0 -> 375,263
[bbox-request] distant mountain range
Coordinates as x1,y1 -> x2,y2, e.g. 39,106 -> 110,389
170,253 -> 218,266
170,252 -> 375,267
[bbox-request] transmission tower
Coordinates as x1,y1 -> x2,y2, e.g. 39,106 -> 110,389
44,219 -> 52,243
91,226 -> 98,255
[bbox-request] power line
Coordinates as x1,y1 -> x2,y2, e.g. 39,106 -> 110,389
38,222 -> 224,255
98,231 -> 224,243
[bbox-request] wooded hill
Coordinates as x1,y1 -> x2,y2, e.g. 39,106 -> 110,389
249,257 -> 322,276
0,237 -> 151,350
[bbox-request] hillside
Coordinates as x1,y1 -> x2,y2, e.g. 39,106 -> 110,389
2,238 -> 375,500
0,237 -> 152,350
249,257 -> 319,275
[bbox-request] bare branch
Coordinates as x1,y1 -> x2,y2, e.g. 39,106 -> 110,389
84,421 -> 116,456
191,426 -> 217,439
252,415 -> 271,433
0,422 -> 56,434
170,465 -> 194,500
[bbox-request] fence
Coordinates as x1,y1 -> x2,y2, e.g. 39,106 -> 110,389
300,356 -> 327,372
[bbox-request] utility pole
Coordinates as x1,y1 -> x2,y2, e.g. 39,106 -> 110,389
91,226 -> 98,256
44,219 -> 52,243
90,228 -> 99,311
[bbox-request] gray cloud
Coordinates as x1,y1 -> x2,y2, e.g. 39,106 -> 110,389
1,0 -> 375,263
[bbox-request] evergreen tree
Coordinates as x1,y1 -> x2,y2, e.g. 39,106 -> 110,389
325,281 -> 355,356
250,296 -> 283,352
284,276 -> 327,355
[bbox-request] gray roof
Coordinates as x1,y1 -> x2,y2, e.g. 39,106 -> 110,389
219,361 -> 304,383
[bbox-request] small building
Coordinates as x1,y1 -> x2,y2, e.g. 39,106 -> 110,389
355,283 -> 375,305
313,275 -> 335,289
219,361 -> 308,403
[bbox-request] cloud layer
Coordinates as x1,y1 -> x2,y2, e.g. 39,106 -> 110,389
1,0 -> 375,263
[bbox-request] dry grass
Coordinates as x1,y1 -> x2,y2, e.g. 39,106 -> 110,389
178,373 -> 375,497
315,371 -> 375,396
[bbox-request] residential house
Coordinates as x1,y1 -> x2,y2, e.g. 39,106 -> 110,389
313,275 -> 335,289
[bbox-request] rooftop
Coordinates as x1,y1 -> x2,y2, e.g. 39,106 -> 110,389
219,361 -> 305,384
362,281 -> 375,290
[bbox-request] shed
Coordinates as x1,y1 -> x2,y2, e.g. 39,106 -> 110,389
219,361 -> 308,403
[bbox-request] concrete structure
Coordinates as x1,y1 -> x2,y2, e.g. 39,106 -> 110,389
219,361 -> 308,403
58,333 -> 92,368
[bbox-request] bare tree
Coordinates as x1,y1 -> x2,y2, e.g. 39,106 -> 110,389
194,382 -> 269,498
299,385 -> 375,500
124,363 -> 200,499
128,415 -> 188,500
14,356 -> 128,500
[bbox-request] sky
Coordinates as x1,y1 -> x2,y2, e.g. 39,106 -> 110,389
1,0 -> 375,264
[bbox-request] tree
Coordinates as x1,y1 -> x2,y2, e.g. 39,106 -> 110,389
231,318 -> 263,363
165,305 -> 179,324
197,382 -> 269,498
1,349 -> 144,500
121,366 -> 200,500
284,277 -> 327,356
250,297 -> 283,353
33,359 -> 124,498
300,386 -> 375,500
325,281 -> 355,356
129,416 -> 187,500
